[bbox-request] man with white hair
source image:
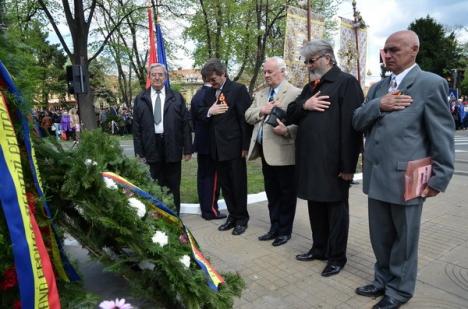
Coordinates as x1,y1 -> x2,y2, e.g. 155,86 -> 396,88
287,39 -> 364,277
133,63 -> 192,215
245,57 -> 301,246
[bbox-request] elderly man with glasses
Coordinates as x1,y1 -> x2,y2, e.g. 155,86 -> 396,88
287,39 -> 364,277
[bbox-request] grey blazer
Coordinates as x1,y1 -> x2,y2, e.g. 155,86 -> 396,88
352,65 -> 455,205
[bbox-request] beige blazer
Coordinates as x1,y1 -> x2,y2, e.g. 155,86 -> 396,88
245,80 -> 301,166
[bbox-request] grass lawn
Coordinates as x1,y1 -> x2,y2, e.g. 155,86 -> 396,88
180,158 -> 265,203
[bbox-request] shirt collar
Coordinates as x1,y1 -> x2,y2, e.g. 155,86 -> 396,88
392,63 -> 417,86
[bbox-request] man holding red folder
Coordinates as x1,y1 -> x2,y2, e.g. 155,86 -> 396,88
352,30 -> 455,309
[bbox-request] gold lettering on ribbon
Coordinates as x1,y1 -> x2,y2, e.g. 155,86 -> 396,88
0,97 -> 50,308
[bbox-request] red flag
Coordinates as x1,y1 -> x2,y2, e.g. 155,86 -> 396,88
146,7 -> 158,88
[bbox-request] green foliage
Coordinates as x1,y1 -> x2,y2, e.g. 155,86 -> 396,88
0,14 -> 67,106
34,130 -> 244,308
184,0 -> 341,90
409,15 -> 463,77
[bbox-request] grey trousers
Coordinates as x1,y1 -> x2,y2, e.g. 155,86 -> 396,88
368,198 -> 423,303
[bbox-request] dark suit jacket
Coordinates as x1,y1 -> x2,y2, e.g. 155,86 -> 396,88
352,65 -> 455,205
287,66 -> 364,202
191,85 -> 211,155
198,79 -> 252,161
133,87 -> 192,163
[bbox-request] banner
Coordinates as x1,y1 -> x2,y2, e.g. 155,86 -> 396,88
283,6 -> 325,88
338,17 -> 367,88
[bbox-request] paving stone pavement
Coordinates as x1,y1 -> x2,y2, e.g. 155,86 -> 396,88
181,174 -> 468,309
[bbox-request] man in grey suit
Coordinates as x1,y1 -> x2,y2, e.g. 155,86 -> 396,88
353,30 -> 455,309
245,57 -> 301,247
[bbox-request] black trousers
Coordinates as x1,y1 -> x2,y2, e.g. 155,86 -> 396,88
216,157 -> 249,226
148,134 -> 182,215
261,156 -> 296,236
197,154 -> 220,217
307,200 -> 349,267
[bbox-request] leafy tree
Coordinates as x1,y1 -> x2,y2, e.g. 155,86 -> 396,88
36,0 -> 144,129
409,15 -> 462,77
184,0 -> 340,93
459,41 -> 468,96
0,4 -> 67,107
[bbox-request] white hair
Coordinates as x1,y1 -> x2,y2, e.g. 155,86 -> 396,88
264,56 -> 288,77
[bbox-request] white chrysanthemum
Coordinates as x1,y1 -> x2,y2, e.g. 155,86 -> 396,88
151,230 -> 168,247
179,255 -> 191,269
138,260 -> 155,271
103,177 -> 118,190
99,298 -> 133,309
128,197 -> 146,218
84,158 -> 98,166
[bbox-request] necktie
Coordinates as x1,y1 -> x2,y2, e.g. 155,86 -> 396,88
215,89 -> 221,100
257,88 -> 276,144
154,90 -> 162,124
388,75 -> 397,93
268,88 -> 275,102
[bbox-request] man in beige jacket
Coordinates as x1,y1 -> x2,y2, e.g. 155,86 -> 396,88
245,56 -> 301,246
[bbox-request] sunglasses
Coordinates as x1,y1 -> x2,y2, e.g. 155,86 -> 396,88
303,55 -> 324,65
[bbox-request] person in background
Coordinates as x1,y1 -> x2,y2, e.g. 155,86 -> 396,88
190,71 -> 225,221
70,108 -> 81,141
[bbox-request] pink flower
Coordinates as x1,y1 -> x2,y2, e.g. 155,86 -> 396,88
99,298 -> 133,309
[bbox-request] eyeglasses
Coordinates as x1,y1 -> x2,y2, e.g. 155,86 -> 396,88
304,55 -> 324,65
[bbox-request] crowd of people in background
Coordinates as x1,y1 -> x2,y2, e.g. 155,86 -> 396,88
33,105 -> 134,140
451,95 -> 468,130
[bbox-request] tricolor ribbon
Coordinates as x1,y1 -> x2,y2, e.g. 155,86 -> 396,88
0,94 -> 59,308
0,60 -> 79,284
102,171 -> 225,291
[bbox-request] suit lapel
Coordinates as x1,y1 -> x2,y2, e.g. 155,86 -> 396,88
164,88 -> 174,112
143,89 -> 152,112
374,77 -> 392,98
398,65 -> 420,93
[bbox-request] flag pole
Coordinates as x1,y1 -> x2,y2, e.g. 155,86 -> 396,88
352,0 -> 362,85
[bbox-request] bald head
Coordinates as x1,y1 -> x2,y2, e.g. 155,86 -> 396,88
383,30 -> 420,74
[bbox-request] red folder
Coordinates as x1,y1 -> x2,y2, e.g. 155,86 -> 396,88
404,157 -> 432,201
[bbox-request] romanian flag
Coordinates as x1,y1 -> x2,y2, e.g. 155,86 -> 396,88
146,6 -> 157,88
146,6 -> 170,88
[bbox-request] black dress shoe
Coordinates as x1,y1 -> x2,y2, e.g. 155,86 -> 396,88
295,250 -> 327,262
321,264 -> 343,277
232,225 -> 247,235
202,213 -> 227,221
218,220 -> 236,231
258,231 -> 277,241
272,235 -> 291,246
355,284 -> 385,297
372,295 -> 404,309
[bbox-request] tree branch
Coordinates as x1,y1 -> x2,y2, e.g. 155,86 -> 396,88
37,0 -> 73,58
89,4 -> 145,63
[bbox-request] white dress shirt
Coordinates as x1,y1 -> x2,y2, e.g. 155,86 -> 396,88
151,86 -> 165,133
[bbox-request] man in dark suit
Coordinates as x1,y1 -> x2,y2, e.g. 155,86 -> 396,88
190,73 -> 225,220
287,39 -> 363,277
133,63 -> 192,215
353,30 -> 455,309
197,58 -> 252,236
